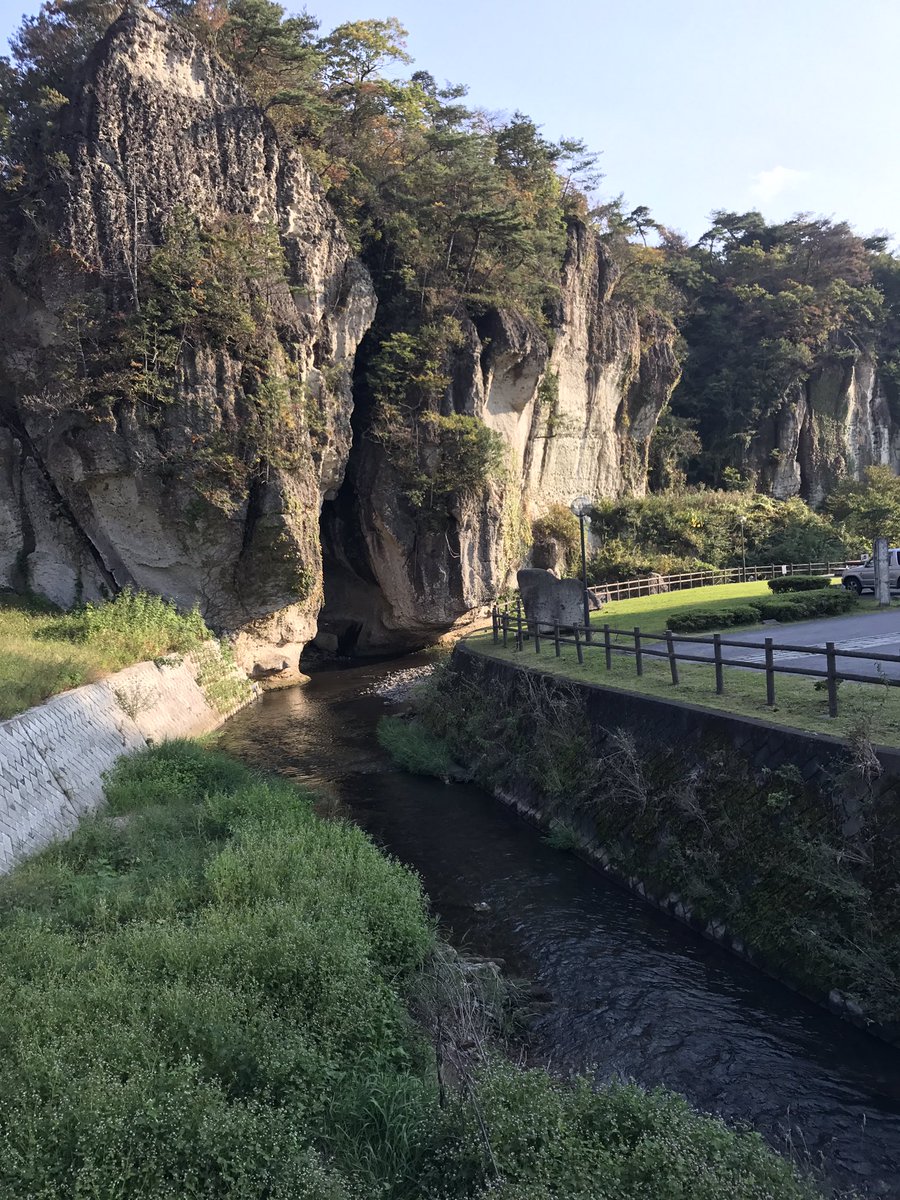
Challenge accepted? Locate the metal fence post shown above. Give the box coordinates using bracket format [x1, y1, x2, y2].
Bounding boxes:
[713, 633, 724, 694]
[603, 623, 612, 670]
[634, 627, 642, 676]
[765, 637, 775, 706]
[826, 642, 838, 718]
[665, 631, 679, 685]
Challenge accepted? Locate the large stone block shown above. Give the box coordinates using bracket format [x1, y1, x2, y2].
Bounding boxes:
[517, 568, 586, 628]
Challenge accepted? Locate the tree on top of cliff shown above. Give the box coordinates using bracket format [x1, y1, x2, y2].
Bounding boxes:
[665, 211, 893, 485]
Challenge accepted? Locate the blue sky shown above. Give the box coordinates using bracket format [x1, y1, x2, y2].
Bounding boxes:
[2, 0, 898, 242]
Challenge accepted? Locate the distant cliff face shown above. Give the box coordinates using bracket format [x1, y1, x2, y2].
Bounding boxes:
[318, 224, 682, 654]
[751, 338, 900, 504]
[0, 6, 375, 682]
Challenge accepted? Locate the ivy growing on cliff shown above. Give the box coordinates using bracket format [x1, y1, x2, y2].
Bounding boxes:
[368, 319, 506, 516]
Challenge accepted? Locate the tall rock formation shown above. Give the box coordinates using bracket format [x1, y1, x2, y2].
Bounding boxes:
[0, 6, 375, 682]
[752, 338, 900, 504]
[318, 225, 681, 654]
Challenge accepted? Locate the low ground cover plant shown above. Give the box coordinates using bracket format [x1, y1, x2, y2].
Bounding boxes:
[0, 741, 824, 1199]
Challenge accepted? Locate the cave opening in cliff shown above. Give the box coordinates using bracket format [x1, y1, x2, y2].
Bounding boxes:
[314, 329, 386, 661]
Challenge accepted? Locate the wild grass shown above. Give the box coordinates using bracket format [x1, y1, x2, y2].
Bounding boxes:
[0, 590, 211, 718]
[0, 741, 826, 1199]
[378, 715, 453, 778]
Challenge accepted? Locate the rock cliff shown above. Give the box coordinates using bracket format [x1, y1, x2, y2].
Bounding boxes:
[0, 5, 375, 682]
[751, 338, 900, 504]
[318, 224, 682, 654]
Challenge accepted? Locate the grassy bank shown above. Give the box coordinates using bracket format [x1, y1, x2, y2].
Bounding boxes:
[483, 584, 898, 744]
[0, 590, 215, 719]
[0, 742, 824, 1199]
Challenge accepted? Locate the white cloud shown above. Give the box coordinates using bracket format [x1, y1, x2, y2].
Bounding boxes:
[750, 165, 809, 203]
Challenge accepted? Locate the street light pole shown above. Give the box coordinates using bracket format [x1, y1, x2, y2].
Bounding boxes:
[571, 495, 592, 643]
[579, 511, 591, 642]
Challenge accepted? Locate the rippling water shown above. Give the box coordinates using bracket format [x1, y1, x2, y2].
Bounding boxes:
[219, 655, 900, 1196]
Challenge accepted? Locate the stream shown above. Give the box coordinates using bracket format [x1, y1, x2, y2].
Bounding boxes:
[218, 654, 900, 1196]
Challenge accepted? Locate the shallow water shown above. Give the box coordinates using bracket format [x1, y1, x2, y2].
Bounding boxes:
[220, 655, 900, 1195]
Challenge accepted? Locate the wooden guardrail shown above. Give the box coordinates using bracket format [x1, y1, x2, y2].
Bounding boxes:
[488, 603, 899, 719]
[588, 561, 855, 603]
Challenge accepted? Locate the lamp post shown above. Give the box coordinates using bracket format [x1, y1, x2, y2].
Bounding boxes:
[739, 517, 747, 582]
[571, 495, 592, 642]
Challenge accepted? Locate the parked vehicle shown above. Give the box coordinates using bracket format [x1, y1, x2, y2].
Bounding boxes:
[840, 551, 900, 595]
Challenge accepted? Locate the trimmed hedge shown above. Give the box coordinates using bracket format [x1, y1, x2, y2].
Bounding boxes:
[667, 588, 857, 633]
[767, 574, 832, 593]
[667, 604, 762, 633]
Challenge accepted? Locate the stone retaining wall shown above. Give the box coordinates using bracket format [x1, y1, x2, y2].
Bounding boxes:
[0, 649, 256, 874]
[454, 644, 900, 1043]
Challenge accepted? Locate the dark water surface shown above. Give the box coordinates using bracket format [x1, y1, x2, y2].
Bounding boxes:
[219, 655, 900, 1196]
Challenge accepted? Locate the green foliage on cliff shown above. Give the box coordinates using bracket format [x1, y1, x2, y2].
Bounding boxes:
[531, 504, 581, 573]
[0, 739, 825, 1199]
[56, 209, 275, 410]
[370, 319, 506, 513]
[661, 212, 896, 484]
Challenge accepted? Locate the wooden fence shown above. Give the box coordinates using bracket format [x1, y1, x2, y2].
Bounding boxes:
[489, 603, 900, 719]
[589, 561, 855, 604]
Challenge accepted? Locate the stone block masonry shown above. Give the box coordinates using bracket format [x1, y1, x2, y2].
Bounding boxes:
[0, 648, 256, 875]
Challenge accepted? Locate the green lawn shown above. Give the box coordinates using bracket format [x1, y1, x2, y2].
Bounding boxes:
[478, 583, 900, 745]
[588, 579, 877, 636]
[590, 580, 771, 634]
[0, 591, 210, 719]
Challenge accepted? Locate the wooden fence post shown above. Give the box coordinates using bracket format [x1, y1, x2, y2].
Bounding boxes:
[665, 631, 679, 685]
[492, 605, 499, 644]
[534, 620, 541, 654]
[765, 637, 775, 706]
[634, 627, 642, 676]
[826, 642, 838, 718]
[516, 599, 523, 652]
[713, 633, 723, 694]
[502, 610, 508, 649]
[604, 624, 612, 670]
[574, 624, 584, 664]
[554, 621, 561, 657]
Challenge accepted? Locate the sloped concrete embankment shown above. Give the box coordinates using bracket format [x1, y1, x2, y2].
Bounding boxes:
[0, 649, 256, 874]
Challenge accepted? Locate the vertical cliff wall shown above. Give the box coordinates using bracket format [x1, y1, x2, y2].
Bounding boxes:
[752, 338, 900, 504]
[0, 6, 375, 682]
[318, 224, 681, 654]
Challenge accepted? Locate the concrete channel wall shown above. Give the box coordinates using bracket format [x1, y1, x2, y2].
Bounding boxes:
[455, 644, 900, 1042]
[0, 650, 256, 875]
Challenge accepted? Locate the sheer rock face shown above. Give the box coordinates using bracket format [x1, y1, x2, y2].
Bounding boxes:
[0, 6, 375, 682]
[752, 339, 900, 504]
[319, 225, 682, 654]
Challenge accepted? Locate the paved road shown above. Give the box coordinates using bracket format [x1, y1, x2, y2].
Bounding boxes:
[676, 609, 900, 681]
